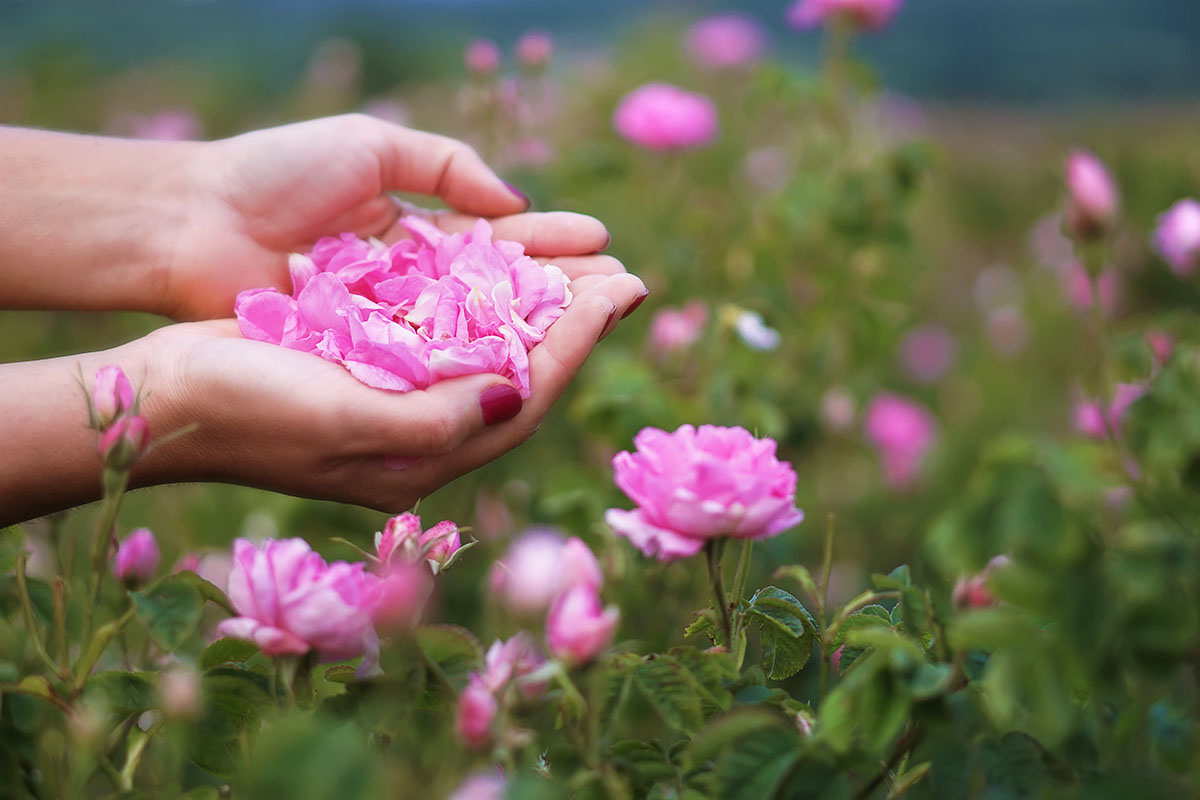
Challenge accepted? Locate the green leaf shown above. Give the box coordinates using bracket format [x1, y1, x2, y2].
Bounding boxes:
[171, 570, 235, 615]
[773, 564, 819, 602]
[746, 586, 819, 679]
[415, 624, 482, 690]
[686, 707, 787, 769]
[323, 665, 358, 685]
[132, 575, 204, 652]
[711, 725, 800, 800]
[872, 565, 911, 590]
[830, 607, 893, 648]
[187, 668, 274, 777]
[630, 654, 711, 735]
[88, 670, 157, 715]
[198, 638, 259, 671]
[683, 610, 717, 640]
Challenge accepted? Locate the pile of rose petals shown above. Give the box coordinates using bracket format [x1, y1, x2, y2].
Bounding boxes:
[235, 216, 571, 397]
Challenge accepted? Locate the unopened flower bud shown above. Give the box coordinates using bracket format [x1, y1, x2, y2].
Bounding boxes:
[1064, 149, 1119, 241]
[419, 520, 461, 573]
[98, 414, 149, 471]
[456, 676, 497, 750]
[90, 365, 135, 430]
[952, 555, 1011, 609]
[515, 31, 553, 70]
[377, 513, 421, 566]
[546, 584, 619, 665]
[112, 528, 160, 584]
[464, 39, 501, 75]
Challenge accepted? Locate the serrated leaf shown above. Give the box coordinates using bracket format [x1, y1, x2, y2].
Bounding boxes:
[747, 586, 819, 679]
[198, 638, 259, 671]
[830, 607, 893, 648]
[88, 670, 157, 714]
[684, 610, 717, 640]
[132, 576, 204, 652]
[415, 624, 482, 689]
[686, 707, 786, 768]
[712, 725, 800, 800]
[187, 668, 273, 776]
[630, 655, 710, 735]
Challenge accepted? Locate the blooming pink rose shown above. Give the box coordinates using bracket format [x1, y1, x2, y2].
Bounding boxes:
[952, 555, 1011, 610]
[899, 325, 957, 384]
[1064, 149, 1119, 239]
[1152, 198, 1200, 276]
[863, 394, 936, 490]
[448, 771, 506, 800]
[368, 560, 431, 634]
[483, 632, 546, 698]
[515, 31, 553, 70]
[648, 301, 707, 355]
[91, 365, 135, 430]
[217, 538, 378, 660]
[1074, 383, 1146, 440]
[613, 83, 718, 152]
[787, 0, 903, 32]
[546, 584, 619, 665]
[456, 675, 497, 750]
[685, 13, 766, 69]
[489, 531, 604, 615]
[98, 414, 149, 471]
[464, 39, 501, 74]
[605, 425, 805, 562]
[112, 528, 160, 584]
[235, 217, 570, 398]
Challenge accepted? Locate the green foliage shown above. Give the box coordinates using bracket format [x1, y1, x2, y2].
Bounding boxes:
[746, 587, 820, 680]
[131, 575, 204, 652]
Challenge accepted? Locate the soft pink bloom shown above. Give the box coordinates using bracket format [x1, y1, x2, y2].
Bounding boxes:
[863, 394, 936, 490]
[546, 584, 619, 665]
[368, 560, 431, 634]
[648, 301, 707, 354]
[112, 528, 160, 583]
[448, 771, 506, 800]
[483, 632, 546, 698]
[515, 31, 553, 70]
[217, 538, 378, 660]
[489, 531, 603, 615]
[131, 109, 202, 141]
[91, 365, 135, 430]
[986, 306, 1030, 356]
[1073, 382, 1146, 440]
[787, 0, 902, 32]
[605, 425, 805, 562]
[1060, 262, 1118, 317]
[420, 520, 462, 573]
[820, 387, 857, 432]
[952, 555, 1011, 610]
[376, 512, 422, 567]
[1152, 198, 1200, 276]
[899, 325, 957, 383]
[685, 13, 766, 69]
[172, 552, 203, 574]
[1146, 330, 1174, 367]
[456, 675, 497, 750]
[465, 39, 501, 74]
[613, 83, 718, 152]
[98, 414, 149, 470]
[1064, 149, 1119, 239]
[235, 217, 571, 398]
[159, 666, 201, 719]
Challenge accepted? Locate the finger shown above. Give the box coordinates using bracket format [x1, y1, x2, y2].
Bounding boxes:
[319, 194, 400, 240]
[346, 372, 524, 458]
[369, 121, 529, 216]
[539, 254, 627, 282]
[433, 211, 610, 256]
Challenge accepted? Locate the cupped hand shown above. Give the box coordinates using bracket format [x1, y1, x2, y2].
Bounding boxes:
[136, 269, 647, 511]
[165, 114, 614, 320]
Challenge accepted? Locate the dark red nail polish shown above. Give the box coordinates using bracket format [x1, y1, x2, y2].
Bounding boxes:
[621, 291, 649, 319]
[503, 180, 531, 208]
[480, 384, 522, 425]
[600, 306, 618, 339]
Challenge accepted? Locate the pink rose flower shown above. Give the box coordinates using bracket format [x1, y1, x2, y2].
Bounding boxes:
[456, 675, 498, 750]
[863, 394, 936, 490]
[112, 528, 160, 584]
[605, 425, 805, 562]
[685, 13, 766, 69]
[376, 512, 422, 567]
[1073, 383, 1146, 440]
[420, 520, 461, 572]
[1146, 330, 1174, 367]
[91, 365, 135, 430]
[448, 771, 506, 800]
[952, 555, 1011, 610]
[787, 0, 903, 32]
[899, 325, 957, 384]
[217, 538, 378, 660]
[515, 31, 553, 70]
[648, 301, 707, 354]
[546, 584, 619, 665]
[613, 83, 718, 152]
[1064, 149, 1119, 239]
[98, 414, 150, 471]
[235, 217, 570, 398]
[464, 39, 501, 75]
[483, 632, 546, 698]
[489, 531, 604, 615]
[1153, 198, 1200, 276]
[368, 560, 431, 634]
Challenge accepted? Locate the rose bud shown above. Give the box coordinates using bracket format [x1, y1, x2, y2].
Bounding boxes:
[483, 632, 547, 699]
[456, 675, 498, 750]
[546, 584, 619, 666]
[489, 531, 604, 615]
[419, 520, 461, 573]
[376, 513, 422, 567]
[952, 555, 1011, 609]
[90, 365, 135, 430]
[464, 39, 501, 75]
[515, 31, 553, 71]
[1152, 198, 1200, 276]
[1063, 149, 1119, 240]
[112, 528, 161, 584]
[98, 414, 150, 471]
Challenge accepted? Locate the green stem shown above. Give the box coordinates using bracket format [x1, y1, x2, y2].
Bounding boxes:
[52, 577, 69, 678]
[729, 540, 754, 636]
[119, 718, 164, 791]
[705, 540, 733, 649]
[84, 470, 131, 641]
[73, 606, 136, 691]
[15, 553, 60, 677]
[819, 514, 836, 621]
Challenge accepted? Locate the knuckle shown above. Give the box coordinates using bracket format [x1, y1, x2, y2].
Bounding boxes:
[417, 410, 462, 454]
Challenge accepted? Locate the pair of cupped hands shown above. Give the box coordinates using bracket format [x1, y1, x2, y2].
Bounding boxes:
[116, 114, 646, 512]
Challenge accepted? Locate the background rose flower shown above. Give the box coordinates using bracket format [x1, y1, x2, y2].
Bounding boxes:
[455, 675, 497, 750]
[648, 301, 707, 354]
[684, 13, 766, 69]
[488, 530, 603, 614]
[546, 584, 619, 665]
[1064, 149, 1119, 239]
[515, 31, 553, 70]
[863, 394, 936, 490]
[899, 324, 957, 383]
[605, 425, 805, 562]
[482, 632, 546, 698]
[1153, 198, 1200, 275]
[464, 39, 500, 75]
[613, 83, 718, 151]
[112, 528, 160, 583]
[217, 538, 377, 660]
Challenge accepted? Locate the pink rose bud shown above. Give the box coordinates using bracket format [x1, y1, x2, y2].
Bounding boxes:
[1074, 383, 1146, 440]
[605, 425, 804, 562]
[448, 771, 506, 800]
[899, 325, 957, 384]
[159, 666, 201, 719]
[464, 39, 501, 75]
[1146, 330, 1174, 367]
[91, 365, 135, 430]
[419, 520, 461, 573]
[172, 552, 203, 574]
[613, 83, 719, 152]
[217, 538, 378, 660]
[98, 414, 150, 471]
[368, 560, 431, 634]
[1064, 149, 1119, 240]
[863, 394, 937, 491]
[515, 31, 553, 70]
[456, 675, 498, 750]
[787, 0, 903, 32]
[483, 632, 547, 698]
[648, 302, 707, 355]
[1152, 198, 1200, 276]
[685, 13, 766, 69]
[112, 528, 160, 584]
[489, 531, 604, 614]
[546, 584, 620, 665]
[952, 555, 1011, 610]
[377, 513, 422, 567]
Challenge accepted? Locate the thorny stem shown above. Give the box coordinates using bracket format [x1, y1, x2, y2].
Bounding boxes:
[729, 540, 754, 644]
[705, 540, 733, 649]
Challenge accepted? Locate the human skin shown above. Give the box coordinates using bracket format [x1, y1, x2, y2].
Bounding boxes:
[0, 115, 647, 525]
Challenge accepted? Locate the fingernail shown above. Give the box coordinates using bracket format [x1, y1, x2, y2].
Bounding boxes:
[480, 384, 523, 425]
[502, 180, 531, 208]
[601, 232, 612, 251]
[600, 306, 618, 340]
[621, 290, 650, 319]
